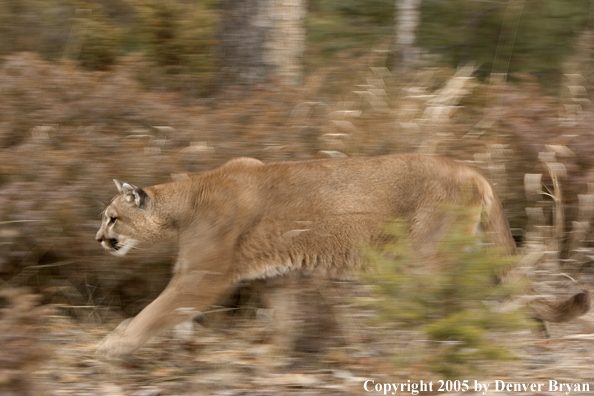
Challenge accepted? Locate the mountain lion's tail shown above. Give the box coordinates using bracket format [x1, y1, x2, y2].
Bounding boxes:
[474, 173, 591, 323]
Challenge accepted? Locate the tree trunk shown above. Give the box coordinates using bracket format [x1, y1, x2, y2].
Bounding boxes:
[394, 0, 422, 71]
[218, 0, 306, 87]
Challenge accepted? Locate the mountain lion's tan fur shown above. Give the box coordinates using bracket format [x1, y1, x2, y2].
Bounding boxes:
[95, 153, 590, 356]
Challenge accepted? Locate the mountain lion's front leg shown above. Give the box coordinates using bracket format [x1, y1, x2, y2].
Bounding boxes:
[97, 269, 236, 357]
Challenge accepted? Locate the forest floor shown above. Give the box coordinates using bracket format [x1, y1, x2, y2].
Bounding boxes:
[15, 293, 594, 396]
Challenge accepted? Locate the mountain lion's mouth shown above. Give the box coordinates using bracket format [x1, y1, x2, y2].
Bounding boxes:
[102, 238, 119, 251]
[101, 237, 138, 257]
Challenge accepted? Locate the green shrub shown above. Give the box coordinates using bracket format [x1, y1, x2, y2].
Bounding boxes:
[76, 9, 123, 71]
[129, 0, 219, 94]
[362, 212, 531, 377]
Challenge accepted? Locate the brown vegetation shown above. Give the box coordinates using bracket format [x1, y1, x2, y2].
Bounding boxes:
[1, 52, 594, 394]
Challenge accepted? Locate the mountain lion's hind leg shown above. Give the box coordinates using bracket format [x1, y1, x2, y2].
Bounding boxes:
[97, 270, 236, 357]
[408, 208, 452, 270]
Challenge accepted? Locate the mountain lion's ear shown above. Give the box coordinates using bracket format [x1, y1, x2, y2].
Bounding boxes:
[131, 187, 148, 208]
[113, 179, 125, 194]
[113, 179, 148, 208]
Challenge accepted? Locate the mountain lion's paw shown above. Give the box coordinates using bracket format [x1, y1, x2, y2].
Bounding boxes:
[96, 319, 140, 358]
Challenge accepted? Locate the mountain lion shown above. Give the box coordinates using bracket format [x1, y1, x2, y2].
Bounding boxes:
[95, 153, 590, 357]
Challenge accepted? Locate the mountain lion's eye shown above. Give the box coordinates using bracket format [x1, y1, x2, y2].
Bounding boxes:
[109, 216, 117, 224]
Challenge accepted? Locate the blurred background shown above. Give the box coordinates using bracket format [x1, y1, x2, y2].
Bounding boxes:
[1, 0, 594, 394]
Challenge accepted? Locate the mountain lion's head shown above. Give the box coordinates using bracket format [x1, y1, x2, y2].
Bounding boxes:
[96, 180, 150, 257]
